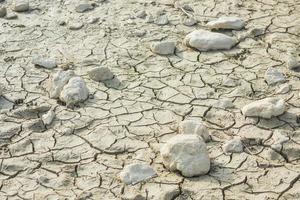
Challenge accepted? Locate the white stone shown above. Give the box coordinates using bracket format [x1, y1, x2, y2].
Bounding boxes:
[150, 41, 176, 55]
[207, 17, 245, 30]
[184, 30, 237, 51]
[264, 67, 286, 85]
[160, 134, 210, 177]
[42, 109, 55, 125]
[48, 70, 75, 99]
[178, 120, 210, 142]
[75, 3, 94, 13]
[222, 137, 243, 153]
[13, 1, 29, 12]
[88, 67, 114, 82]
[59, 77, 89, 106]
[119, 163, 156, 185]
[32, 57, 57, 69]
[69, 22, 84, 30]
[242, 98, 286, 119]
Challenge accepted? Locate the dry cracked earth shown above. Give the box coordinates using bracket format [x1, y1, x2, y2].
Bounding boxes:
[0, 0, 300, 199]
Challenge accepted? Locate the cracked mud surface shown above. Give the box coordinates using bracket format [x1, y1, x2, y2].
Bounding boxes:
[1, 0, 300, 199]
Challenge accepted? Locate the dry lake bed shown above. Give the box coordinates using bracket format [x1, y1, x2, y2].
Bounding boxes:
[0, 0, 300, 199]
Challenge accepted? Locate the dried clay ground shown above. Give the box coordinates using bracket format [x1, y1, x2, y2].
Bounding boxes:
[0, 0, 300, 199]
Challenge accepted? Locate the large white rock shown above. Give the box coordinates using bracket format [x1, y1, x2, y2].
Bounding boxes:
[150, 41, 176, 55]
[242, 98, 286, 119]
[207, 17, 245, 30]
[48, 70, 75, 99]
[222, 137, 243, 153]
[88, 67, 114, 82]
[119, 163, 156, 185]
[59, 77, 89, 106]
[178, 120, 210, 142]
[184, 30, 237, 51]
[160, 134, 210, 177]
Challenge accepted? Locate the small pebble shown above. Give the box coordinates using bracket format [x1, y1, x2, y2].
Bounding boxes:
[150, 41, 176, 55]
[68, 22, 84, 30]
[32, 57, 57, 69]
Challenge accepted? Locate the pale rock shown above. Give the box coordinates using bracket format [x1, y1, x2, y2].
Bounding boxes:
[207, 16, 245, 30]
[5, 12, 18, 20]
[160, 134, 210, 177]
[48, 70, 75, 99]
[69, 22, 84, 30]
[119, 163, 156, 185]
[264, 67, 285, 85]
[42, 109, 55, 126]
[13, 1, 29, 12]
[75, 3, 94, 13]
[88, 67, 114, 82]
[0, 7, 6, 18]
[184, 30, 237, 51]
[59, 77, 89, 106]
[276, 83, 291, 94]
[242, 98, 286, 119]
[32, 57, 57, 69]
[178, 120, 210, 142]
[87, 16, 99, 24]
[222, 137, 243, 153]
[150, 41, 176, 55]
[155, 15, 168, 25]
